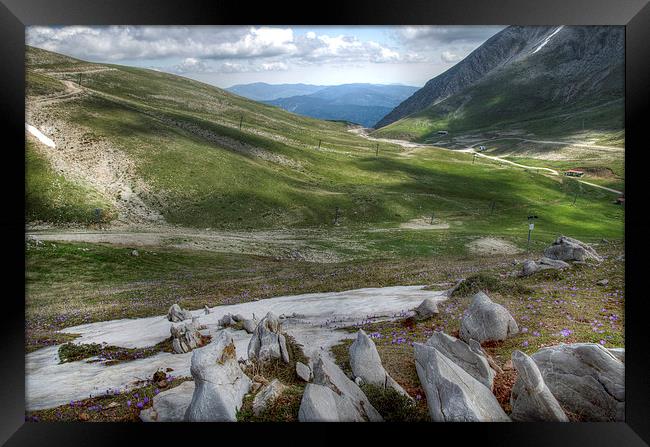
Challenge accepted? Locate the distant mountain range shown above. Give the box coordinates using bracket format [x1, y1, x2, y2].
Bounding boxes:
[374, 25, 624, 142]
[226, 83, 326, 101]
[227, 83, 419, 128]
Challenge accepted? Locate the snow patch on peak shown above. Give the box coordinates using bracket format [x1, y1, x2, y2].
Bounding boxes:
[532, 26, 565, 54]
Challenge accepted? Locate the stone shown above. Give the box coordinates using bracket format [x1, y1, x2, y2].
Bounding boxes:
[241, 318, 257, 334]
[459, 291, 518, 343]
[543, 236, 602, 263]
[184, 331, 252, 422]
[607, 348, 624, 363]
[247, 312, 290, 364]
[521, 258, 570, 276]
[531, 343, 624, 421]
[298, 384, 346, 422]
[252, 379, 286, 416]
[354, 377, 364, 386]
[510, 350, 568, 421]
[424, 332, 495, 390]
[414, 343, 510, 422]
[131, 249, 139, 257]
[414, 298, 439, 319]
[597, 279, 609, 286]
[170, 318, 203, 354]
[299, 354, 383, 422]
[218, 314, 235, 327]
[204, 305, 211, 315]
[232, 314, 245, 323]
[296, 361, 312, 382]
[140, 381, 196, 422]
[349, 329, 410, 397]
[167, 303, 193, 322]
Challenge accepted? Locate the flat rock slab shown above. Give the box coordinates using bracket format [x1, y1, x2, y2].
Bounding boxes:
[140, 381, 195, 422]
[27, 285, 446, 411]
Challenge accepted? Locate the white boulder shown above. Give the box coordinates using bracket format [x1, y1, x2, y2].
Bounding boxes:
[510, 350, 568, 421]
[247, 311, 289, 363]
[349, 329, 410, 397]
[167, 303, 193, 322]
[414, 342, 510, 422]
[424, 332, 495, 390]
[184, 331, 252, 422]
[459, 291, 518, 343]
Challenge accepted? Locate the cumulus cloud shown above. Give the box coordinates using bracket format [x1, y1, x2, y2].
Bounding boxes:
[27, 25, 430, 74]
[440, 50, 462, 63]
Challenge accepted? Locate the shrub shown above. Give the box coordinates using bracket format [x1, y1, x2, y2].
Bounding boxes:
[361, 384, 429, 422]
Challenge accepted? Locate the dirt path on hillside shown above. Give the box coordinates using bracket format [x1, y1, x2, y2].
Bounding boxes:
[26, 78, 166, 225]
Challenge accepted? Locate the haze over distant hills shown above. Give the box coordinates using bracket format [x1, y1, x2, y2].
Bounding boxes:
[226, 83, 326, 101]
[374, 25, 624, 144]
[245, 83, 419, 128]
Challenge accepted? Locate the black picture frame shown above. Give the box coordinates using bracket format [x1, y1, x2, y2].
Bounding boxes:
[1, 0, 648, 445]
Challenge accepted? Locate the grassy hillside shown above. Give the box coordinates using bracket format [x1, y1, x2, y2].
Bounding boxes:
[26, 139, 115, 225]
[26, 46, 623, 243]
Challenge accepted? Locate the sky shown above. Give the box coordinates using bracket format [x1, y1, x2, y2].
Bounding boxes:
[26, 25, 506, 88]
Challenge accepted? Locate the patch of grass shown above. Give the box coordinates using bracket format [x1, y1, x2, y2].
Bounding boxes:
[334, 241, 624, 412]
[361, 384, 429, 422]
[25, 375, 191, 422]
[451, 272, 532, 297]
[58, 338, 173, 365]
[242, 334, 308, 386]
[26, 140, 115, 225]
[237, 385, 304, 422]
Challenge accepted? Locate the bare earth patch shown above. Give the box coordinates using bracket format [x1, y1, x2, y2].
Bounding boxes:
[467, 237, 521, 255]
[399, 217, 450, 230]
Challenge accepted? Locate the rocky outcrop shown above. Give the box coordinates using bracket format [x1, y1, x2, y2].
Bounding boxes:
[414, 298, 439, 319]
[140, 381, 195, 422]
[247, 312, 290, 363]
[607, 347, 624, 363]
[167, 303, 193, 322]
[241, 318, 257, 334]
[424, 332, 495, 390]
[184, 331, 252, 422]
[531, 343, 624, 421]
[544, 236, 602, 263]
[510, 350, 568, 421]
[349, 330, 410, 397]
[170, 318, 204, 354]
[459, 291, 518, 343]
[252, 379, 286, 416]
[298, 354, 383, 422]
[414, 343, 510, 422]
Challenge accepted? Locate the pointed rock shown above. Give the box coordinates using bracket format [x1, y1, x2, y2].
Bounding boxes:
[296, 361, 312, 382]
[299, 354, 383, 422]
[349, 329, 410, 397]
[414, 342, 510, 422]
[424, 332, 495, 389]
[247, 311, 290, 363]
[184, 331, 251, 421]
[510, 350, 568, 421]
[170, 318, 203, 354]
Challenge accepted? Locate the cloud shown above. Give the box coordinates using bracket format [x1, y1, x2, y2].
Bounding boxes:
[172, 57, 210, 73]
[27, 25, 429, 72]
[397, 25, 505, 46]
[26, 26, 298, 61]
[440, 50, 462, 63]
